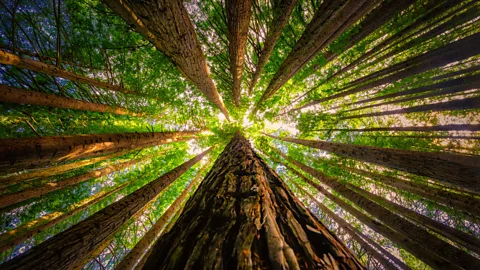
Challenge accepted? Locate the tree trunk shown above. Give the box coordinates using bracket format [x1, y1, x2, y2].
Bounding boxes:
[248, 0, 298, 94]
[115, 163, 208, 270]
[0, 157, 144, 208]
[292, 182, 407, 270]
[0, 84, 141, 116]
[0, 181, 129, 253]
[101, 0, 230, 119]
[0, 130, 197, 173]
[0, 50, 135, 95]
[0, 147, 212, 270]
[270, 147, 479, 269]
[0, 151, 132, 188]
[308, 124, 480, 132]
[265, 134, 480, 193]
[226, 0, 252, 106]
[341, 96, 480, 120]
[142, 133, 363, 269]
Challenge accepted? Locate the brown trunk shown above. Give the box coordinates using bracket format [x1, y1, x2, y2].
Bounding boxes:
[255, 0, 376, 110]
[0, 181, 129, 253]
[270, 147, 479, 269]
[142, 133, 363, 269]
[265, 134, 480, 193]
[341, 96, 480, 120]
[292, 182, 407, 270]
[0, 151, 132, 188]
[0, 50, 135, 95]
[0, 84, 141, 116]
[0, 147, 212, 270]
[226, 0, 252, 106]
[248, 0, 298, 94]
[115, 163, 208, 270]
[0, 157, 143, 208]
[100, 0, 230, 119]
[0, 130, 197, 173]
[308, 124, 480, 132]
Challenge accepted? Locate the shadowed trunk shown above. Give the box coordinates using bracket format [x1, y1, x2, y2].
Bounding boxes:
[0, 147, 212, 270]
[265, 133, 480, 193]
[226, 0, 252, 106]
[308, 124, 480, 132]
[0, 130, 197, 173]
[142, 133, 363, 269]
[101, 0, 230, 119]
[0, 84, 141, 116]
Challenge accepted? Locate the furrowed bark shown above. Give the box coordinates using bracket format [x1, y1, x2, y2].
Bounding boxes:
[100, 0, 230, 119]
[226, 0, 253, 106]
[271, 147, 479, 269]
[0, 181, 128, 253]
[115, 163, 208, 270]
[264, 133, 480, 193]
[143, 133, 363, 269]
[0, 50, 135, 95]
[0, 147, 212, 270]
[0, 157, 143, 208]
[308, 124, 480, 132]
[0, 130, 197, 173]
[340, 96, 480, 120]
[0, 84, 141, 116]
[248, 0, 298, 94]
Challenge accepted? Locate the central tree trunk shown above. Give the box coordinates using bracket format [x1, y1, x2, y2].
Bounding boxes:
[143, 133, 363, 269]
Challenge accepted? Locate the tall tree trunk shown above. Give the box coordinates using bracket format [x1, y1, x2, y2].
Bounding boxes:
[265, 134, 480, 193]
[0, 181, 129, 253]
[340, 96, 480, 120]
[255, 0, 376, 111]
[248, 0, 298, 94]
[0, 157, 146, 208]
[291, 181, 407, 270]
[0, 50, 135, 95]
[0, 84, 141, 116]
[142, 133, 363, 269]
[308, 124, 480, 132]
[0, 150, 133, 188]
[226, 0, 252, 106]
[0, 130, 197, 173]
[270, 147, 480, 269]
[0, 147, 212, 270]
[101, 0, 230, 119]
[115, 163, 208, 270]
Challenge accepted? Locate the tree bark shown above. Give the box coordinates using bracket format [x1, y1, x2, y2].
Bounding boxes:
[248, 0, 298, 94]
[0, 147, 212, 270]
[0, 50, 135, 95]
[142, 133, 363, 269]
[265, 133, 480, 193]
[0, 84, 141, 116]
[0, 181, 129, 253]
[115, 163, 208, 270]
[226, 0, 252, 106]
[270, 147, 479, 269]
[308, 124, 480, 132]
[101, 0, 230, 119]
[0, 130, 197, 173]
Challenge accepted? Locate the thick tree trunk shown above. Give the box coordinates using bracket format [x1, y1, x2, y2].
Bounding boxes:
[270, 147, 480, 269]
[0, 157, 143, 208]
[0, 50, 135, 95]
[115, 163, 208, 270]
[0, 181, 128, 253]
[142, 133, 363, 269]
[0, 151, 132, 188]
[265, 134, 480, 193]
[0, 84, 140, 116]
[101, 0, 230, 119]
[292, 182, 407, 270]
[308, 124, 480, 132]
[0, 147, 212, 270]
[0, 130, 197, 173]
[341, 96, 480, 120]
[248, 0, 298, 94]
[226, 0, 252, 106]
